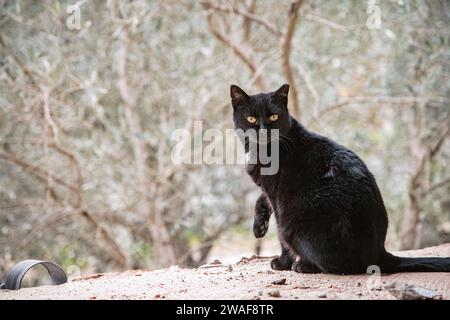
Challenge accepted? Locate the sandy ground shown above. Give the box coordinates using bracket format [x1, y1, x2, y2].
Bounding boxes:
[1, 244, 449, 300]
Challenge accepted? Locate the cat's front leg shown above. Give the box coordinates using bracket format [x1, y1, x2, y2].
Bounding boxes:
[253, 193, 272, 238]
[292, 259, 322, 274]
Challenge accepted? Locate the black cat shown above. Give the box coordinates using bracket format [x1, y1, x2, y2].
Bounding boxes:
[231, 84, 450, 274]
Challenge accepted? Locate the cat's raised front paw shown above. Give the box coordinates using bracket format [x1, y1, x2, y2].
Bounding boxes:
[253, 217, 269, 238]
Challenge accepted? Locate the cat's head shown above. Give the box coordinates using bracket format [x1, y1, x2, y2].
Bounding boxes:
[230, 84, 291, 142]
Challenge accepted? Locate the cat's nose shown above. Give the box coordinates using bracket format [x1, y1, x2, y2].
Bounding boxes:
[259, 123, 269, 141]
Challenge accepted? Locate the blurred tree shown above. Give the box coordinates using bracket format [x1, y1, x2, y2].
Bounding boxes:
[0, 0, 448, 274]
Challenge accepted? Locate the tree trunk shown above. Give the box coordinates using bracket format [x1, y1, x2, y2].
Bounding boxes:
[400, 185, 423, 250]
[399, 101, 428, 250]
[116, 26, 176, 267]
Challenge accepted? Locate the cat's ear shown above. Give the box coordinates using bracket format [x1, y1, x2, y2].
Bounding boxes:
[230, 85, 249, 107]
[272, 84, 289, 107]
[274, 84, 289, 98]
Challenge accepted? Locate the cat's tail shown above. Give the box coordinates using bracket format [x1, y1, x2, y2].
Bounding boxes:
[379, 251, 450, 273]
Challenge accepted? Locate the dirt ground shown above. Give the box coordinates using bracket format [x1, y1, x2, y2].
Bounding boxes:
[1, 244, 449, 300]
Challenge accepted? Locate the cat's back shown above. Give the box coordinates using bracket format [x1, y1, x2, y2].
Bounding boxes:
[299, 128, 371, 179]
[283, 127, 382, 211]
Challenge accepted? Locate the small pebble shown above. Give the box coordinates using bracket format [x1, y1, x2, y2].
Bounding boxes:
[272, 278, 287, 285]
[268, 290, 281, 298]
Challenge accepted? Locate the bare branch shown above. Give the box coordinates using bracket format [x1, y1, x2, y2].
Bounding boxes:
[201, 0, 281, 37]
[247, 50, 281, 89]
[429, 117, 450, 159]
[304, 13, 348, 31]
[0, 33, 41, 88]
[49, 142, 83, 207]
[242, 0, 257, 40]
[313, 96, 449, 122]
[116, 25, 177, 267]
[178, 211, 246, 266]
[0, 150, 79, 193]
[400, 107, 448, 249]
[206, 13, 268, 91]
[424, 176, 450, 196]
[282, 0, 304, 119]
[80, 209, 131, 268]
[0, 149, 131, 268]
[297, 63, 320, 114]
[41, 87, 59, 141]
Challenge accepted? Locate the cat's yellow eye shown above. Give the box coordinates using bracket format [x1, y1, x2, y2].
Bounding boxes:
[247, 116, 257, 124]
[269, 114, 279, 122]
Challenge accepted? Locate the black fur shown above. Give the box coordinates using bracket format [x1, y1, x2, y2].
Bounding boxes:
[231, 84, 450, 274]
